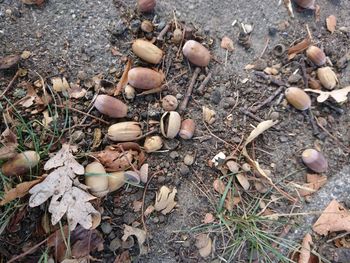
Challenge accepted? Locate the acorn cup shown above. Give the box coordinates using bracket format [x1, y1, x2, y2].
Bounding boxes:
[302, 149, 328, 173]
[2, 151, 40, 177]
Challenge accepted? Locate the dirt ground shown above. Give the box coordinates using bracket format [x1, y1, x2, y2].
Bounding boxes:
[1, 0, 350, 262]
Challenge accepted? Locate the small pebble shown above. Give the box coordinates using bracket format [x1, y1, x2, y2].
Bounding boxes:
[101, 222, 113, 234]
[130, 19, 141, 34]
[176, 93, 183, 99]
[269, 111, 280, 120]
[179, 163, 190, 176]
[123, 212, 137, 225]
[183, 240, 191, 248]
[157, 176, 166, 184]
[184, 154, 195, 166]
[170, 151, 179, 159]
[210, 90, 221, 105]
[109, 232, 116, 240]
[242, 163, 251, 172]
[153, 217, 160, 223]
[109, 238, 121, 252]
[288, 74, 302, 84]
[268, 26, 278, 37]
[254, 59, 267, 71]
[158, 215, 166, 223]
[279, 136, 288, 143]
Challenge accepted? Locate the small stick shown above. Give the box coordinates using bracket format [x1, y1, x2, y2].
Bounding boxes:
[322, 101, 344, 114]
[0, 70, 20, 98]
[178, 67, 201, 113]
[240, 108, 265, 122]
[197, 72, 212, 95]
[305, 109, 320, 136]
[203, 120, 236, 148]
[8, 238, 48, 263]
[259, 37, 270, 58]
[300, 58, 308, 89]
[54, 104, 109, 125]
[157, 23, 170, 41]
[254, 71, 288, 87]
[250, 86, 284, 113]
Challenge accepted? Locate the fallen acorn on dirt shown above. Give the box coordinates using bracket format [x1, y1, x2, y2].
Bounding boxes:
[317, 67, 338, 90]
[128, 67, 164, 90]
[144, 135, 163, 153]
[161, 95, 178, 111]
[94, 95, 128, 118]
[108, 122, 142, 141]
[108, 171, 125, 192]
[284, 87, 311, 110]
[132, 39, 163, 64]
[85, 162, 109, 197]
[141, 20, 154, 33]
[293, 0, 315, 9]
[302, 149, 328, 173]
[1, 151, 40, 177]
[182, 40, 211, 67]
[306, 46, 326, 66]
[179, 119, 196, 139]
[160, 111, 181, 139]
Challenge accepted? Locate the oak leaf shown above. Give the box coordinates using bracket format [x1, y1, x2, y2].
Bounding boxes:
[154, 186, 177, 215]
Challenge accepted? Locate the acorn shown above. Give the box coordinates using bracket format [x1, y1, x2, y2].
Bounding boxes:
[162, 95, 178, 111]
[141, 20, 154, 33]
[137, 0, 156, 13]
[85, 162, 109, 197]
[317, 67, 338, 90]
[2, 151, 40, 177]
[306, 46, 326, 66]
[285, 87, 311, 110]
[182, 40, 211, 67]
[293, 0, 315, 9]
[302, 149, 328, 173]
[128, 67, 164, 90]
[108, 122, 142, 141]
[160, 111, 181, 139]
[132, 39, 163, 64]
[179, 119, 195, 140]
[94, 95, 128, 118]
[144, 136, 163, 153]
[108, 171, 125, 192]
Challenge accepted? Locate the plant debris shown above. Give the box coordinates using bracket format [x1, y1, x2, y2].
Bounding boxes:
[305, 86, 350, 103]
[29, 144, 100, 230]
[122, 225, 148, 255]
[195, 234, 212, 258]
[154, 185, 177, 215]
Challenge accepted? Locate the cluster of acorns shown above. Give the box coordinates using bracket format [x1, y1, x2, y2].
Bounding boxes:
[86, 0, 211, 196]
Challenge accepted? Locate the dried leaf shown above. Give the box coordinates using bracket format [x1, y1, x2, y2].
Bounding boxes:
[91, 128, 102, 150]
[154, 186, 177, 215]
[122, 225, 147, 255]
[133, 200, 142, 212]
[236, 173, 250, 190]
[114, 59, 132, 96]
[297, 174, 327, 196]
[242, 120, 278, 184]
[288, 37, 312, 60]
[52, 77, 70, 92]
[42, 110, 56, 128]
[0, 128, 18, 160]
[69, 85, 87, 99]
[305, 86, 350, 103]
[29, 144, 100, 230]
[203, 106, 216, 124]
[326, 15, 337, 33]
[19, 83, 39, 108]
[195, 234, 212, 258]
[0, 177, 43, 206]
[313, 199, 350, 235]
[92, 143, 145, 172]
[221, 36, 234, 51]
[298, 233, 313, 263]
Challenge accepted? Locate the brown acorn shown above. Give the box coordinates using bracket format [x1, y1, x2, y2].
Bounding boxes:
[285, 87, 311, 111]
[162, 95, 178, 111]
[132, 39, 163, 64]
[137, 0, 156, 13]
[179, 119, 195, 140]
[94, 95, 128, 118]
[182, 40, 211, 67]
[306, 46, 326, 66]
[141, 20, 154, 33]
[317, 67, 338, 90]
[302, 149, 328, 173]
[2, 151, 40, 177]
[308, 78, 322, 90]
[108, 122, 142, 141]
[85, 162, 109, 197]
[128, 67, 164, 90]
[293, 0, 315, 9]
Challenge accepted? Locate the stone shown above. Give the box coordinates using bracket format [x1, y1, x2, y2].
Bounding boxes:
[179, 163, 190, 176]
[101, 222, 113, 234]
[210, 90, 221, 104]
[288, 74, 302, 84]
[109, 238, 121, 252]
[170, 151, 179, 159]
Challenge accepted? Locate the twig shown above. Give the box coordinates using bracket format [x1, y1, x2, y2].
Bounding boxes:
[157, 23, 170, 41]
[227, 91, 240, 116]
[141, 170, 163, 234]
[250, 86, 284, 113]
[178, 67, 201, 114]
[54, 104, 109, 124]
[305, 109, 320, 136]
[322, 101, 344, 114]
[0, 70, 20, 98]
[300, 58, 308, 89]
[240, 108, 265, 122]
[254, 71, 288, 87]
[118, 145, 138, 172]
[259, 37, 270, 58]
[326, 231, 350, 243]
[135, 129, 158, 140]
[197, 72, 212, 95]
[8, 238, 48, 263]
